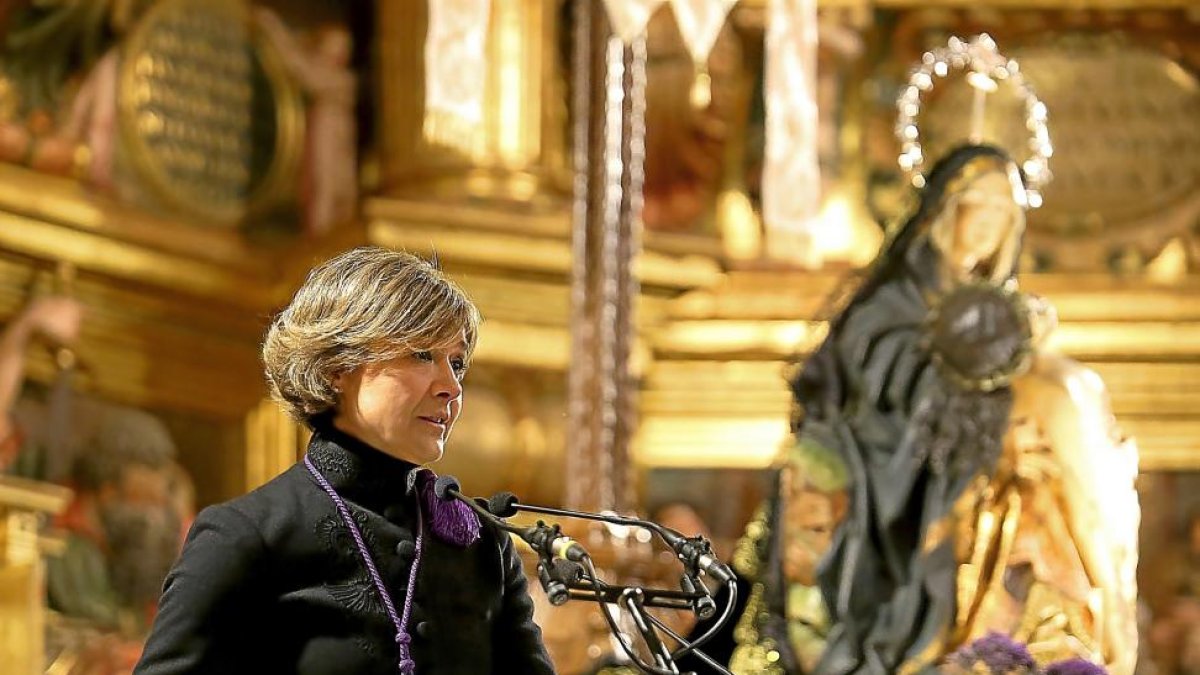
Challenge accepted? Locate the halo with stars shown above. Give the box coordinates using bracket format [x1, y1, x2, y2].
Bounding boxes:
[894, 33, 1054, 208]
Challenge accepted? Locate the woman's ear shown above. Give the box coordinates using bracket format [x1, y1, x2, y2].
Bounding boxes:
[332, 371, 345, 395]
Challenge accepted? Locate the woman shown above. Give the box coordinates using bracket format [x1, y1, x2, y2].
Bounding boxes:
[135, 247, 555, 674]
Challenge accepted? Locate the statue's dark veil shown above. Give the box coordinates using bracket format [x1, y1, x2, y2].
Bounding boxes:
[789, 143, 1024, 674]
[792, 143, 1021, 426]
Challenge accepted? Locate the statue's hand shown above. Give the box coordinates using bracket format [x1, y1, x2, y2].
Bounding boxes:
[1024, 293, 1058, 346]
[18, 296, 84, 346]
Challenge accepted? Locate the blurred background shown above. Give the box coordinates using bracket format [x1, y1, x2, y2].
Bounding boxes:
[0, 0, 1196, 673]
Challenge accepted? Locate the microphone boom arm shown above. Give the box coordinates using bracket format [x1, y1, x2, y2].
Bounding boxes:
[441, 483, 736, 675]
[508, 502, 734, 584]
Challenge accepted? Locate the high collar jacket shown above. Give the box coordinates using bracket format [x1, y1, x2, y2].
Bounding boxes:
[134, 421, 555, 674]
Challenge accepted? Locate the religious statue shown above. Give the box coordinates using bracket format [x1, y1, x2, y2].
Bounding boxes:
[1, 295, 194, 673]
[49, 47, 119, 189]
[0, 46, 121, 189]
[254, 8, 358, 236]
[0, 1, 138, 184]
[721, 36, 1138, 675]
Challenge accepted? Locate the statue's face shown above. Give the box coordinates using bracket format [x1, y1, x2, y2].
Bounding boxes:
[781, 464, 847, 585]
[942, 170, 1024, 284]
[319, 28, 353, 65]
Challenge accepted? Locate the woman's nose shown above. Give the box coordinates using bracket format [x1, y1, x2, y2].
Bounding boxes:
[435, 362, 463, 399]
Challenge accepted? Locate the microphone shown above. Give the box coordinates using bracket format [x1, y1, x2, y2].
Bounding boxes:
[525, 522, 589, 563]
[508, 498, 737, 586]
[487, 491, 519, 518]
[426, 475, 739, 675]
[435, 476, 590, 563]
[657, 528, 735, 584]
[433, 475, 461, 501]
[538, 558, 584, 606]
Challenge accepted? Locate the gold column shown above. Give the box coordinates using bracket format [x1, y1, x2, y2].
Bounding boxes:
[375, 0, 570, 204]
[244, 398, 308, 491]
[0, 476, 70, 675]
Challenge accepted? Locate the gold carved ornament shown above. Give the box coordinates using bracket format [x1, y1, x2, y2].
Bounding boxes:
[728, 439, 847, 675]
[728, 502, 788, 675]
[922, 35, 1200, 270]
[117, 0, 303, 225]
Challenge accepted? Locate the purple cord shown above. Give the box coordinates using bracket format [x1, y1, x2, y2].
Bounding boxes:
[305, 455, 424, 673]
[396, 508, 424, 672]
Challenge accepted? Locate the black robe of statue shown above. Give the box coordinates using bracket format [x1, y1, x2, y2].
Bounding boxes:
[668, 145, 1014, 675]
[800, 145, 1017, 674]
[134, 418, 556, 675]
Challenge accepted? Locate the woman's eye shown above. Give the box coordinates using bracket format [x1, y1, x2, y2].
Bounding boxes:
[413, 350, 434, 362]
[451, 358, 469, 377]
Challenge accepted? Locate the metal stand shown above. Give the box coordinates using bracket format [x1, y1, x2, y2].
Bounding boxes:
[448, 486, 737, 674]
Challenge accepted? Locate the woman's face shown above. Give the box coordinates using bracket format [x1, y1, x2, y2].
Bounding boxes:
[943, 170, 1023, 283]
[332, 342, 468, 465]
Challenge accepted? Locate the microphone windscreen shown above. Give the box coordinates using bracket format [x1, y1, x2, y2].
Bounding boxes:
[433, 475, 461, 500]
[486, 491, 519, 517]
[658, 526, 687, 547]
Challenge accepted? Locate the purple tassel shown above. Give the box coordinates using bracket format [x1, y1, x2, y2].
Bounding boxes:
[1045, 659, 1108, 675]
[416, 470, 481, 547]
[949, 632, 1037, 673]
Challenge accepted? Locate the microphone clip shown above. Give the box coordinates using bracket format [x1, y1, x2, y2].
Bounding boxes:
[537, 558, 584, 607]
[670, 534, 733, 584]
[679, 574, 717, 621]
[525, 520, 589, 563]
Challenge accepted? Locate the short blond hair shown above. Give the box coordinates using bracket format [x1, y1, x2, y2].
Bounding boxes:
[262, 247, 480, 422]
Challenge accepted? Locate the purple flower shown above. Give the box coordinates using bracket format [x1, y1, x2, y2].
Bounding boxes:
[949, 632, 1038, 673]
[1045, 658, 1107, 675]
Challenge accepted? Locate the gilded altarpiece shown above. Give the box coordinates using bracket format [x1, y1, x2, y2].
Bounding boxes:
[0, 0, 1194, 673]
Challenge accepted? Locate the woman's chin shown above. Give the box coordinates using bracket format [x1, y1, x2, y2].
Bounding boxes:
[411, 445, 445, 466]
[380, 442, 443, 466]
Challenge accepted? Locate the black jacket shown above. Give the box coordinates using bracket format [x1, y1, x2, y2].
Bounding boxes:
[135, 421, 555, 674]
